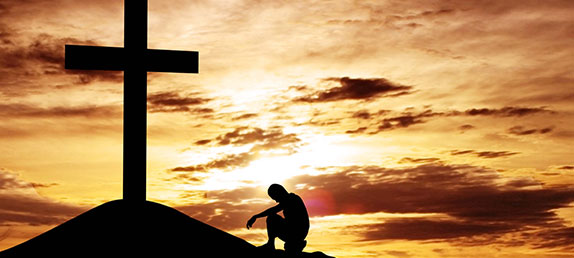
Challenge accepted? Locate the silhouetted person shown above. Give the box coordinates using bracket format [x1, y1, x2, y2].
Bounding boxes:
[246, 184, 310, 254]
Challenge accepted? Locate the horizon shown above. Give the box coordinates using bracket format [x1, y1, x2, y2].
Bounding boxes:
[0, 0, 573, 257]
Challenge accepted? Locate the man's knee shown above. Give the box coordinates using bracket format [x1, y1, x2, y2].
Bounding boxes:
[267, 213, 287, 240]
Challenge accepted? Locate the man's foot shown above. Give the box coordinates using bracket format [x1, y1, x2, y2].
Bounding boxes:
[285, 240, 307, 254]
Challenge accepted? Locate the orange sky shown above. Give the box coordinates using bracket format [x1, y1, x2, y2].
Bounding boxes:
[1, 0, 573, 256]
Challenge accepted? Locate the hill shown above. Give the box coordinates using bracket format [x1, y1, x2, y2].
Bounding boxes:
[0, 200, 334, 257]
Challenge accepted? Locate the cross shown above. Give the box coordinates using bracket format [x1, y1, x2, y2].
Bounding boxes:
[65, 0, 199, 201]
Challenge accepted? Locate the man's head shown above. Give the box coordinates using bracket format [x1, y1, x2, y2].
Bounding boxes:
[268, 184, 289, 202]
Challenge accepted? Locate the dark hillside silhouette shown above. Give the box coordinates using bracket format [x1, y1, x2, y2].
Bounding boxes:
[0, 200, 334, 257]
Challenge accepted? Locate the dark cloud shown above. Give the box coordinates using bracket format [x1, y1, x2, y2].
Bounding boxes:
[398, 157, 441, 164]
[558, 166, 574, 170]
[342, 106, 556, 135]
[351, 110, 371, 120]
[351, 110, 390, 120]
[376, 109, 444, 132]
[170, 127, 301, 174]
[231, 113, 258, 121]
[0, 34, 123, 87]
[345, 109, 444, 134]
[525, 226, 574, 249]
[450, 150, 519, 159]
[281, 164, 574, 246]
[458, 124, 475, 131]
[462, 107, 553, 117]
[296, 118, 340, 128]
[359, 219, 514, 241]
[0, 169, 87, 226]
[194, 139, 212, 145]
[287, 85, 308, 92]
[171, 152, 256, 172]
[507, 126, 554, 136]
[147, 92, 212, 114]
[210, 127, 301, 151]
[345, 127, 368, 134]
[294, 77, 412, 102]
[384, 250, 411, 258]
[0, 103, 121, 119]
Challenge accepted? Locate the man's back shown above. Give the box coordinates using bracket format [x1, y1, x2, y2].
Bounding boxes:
[282, 193, 310, 236]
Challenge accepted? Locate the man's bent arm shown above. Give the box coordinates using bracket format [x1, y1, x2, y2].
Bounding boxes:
[247, 204, 283, 229]
[254, 204, 283, 218]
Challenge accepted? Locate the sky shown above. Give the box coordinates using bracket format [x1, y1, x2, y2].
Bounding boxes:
[0, 0, 573, 256]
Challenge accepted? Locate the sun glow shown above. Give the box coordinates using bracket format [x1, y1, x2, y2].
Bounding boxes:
[172, 134, 370, 192]
[184, 155, 313, 191]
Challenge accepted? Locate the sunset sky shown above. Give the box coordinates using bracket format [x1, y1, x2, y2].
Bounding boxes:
[1, 0, 574, 256]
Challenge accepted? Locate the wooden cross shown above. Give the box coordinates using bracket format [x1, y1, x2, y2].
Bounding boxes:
[65, 0, 199, 201]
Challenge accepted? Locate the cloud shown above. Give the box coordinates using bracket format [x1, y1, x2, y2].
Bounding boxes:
[194, 139, 212, 145]
[327, 7, 457, 30]
[345, 127, 368, 134]
[359, 218, 514, 241]
[351, 110, 390, 120]
[345, 109, 444, 134]
[209, 127, 301, 150]
[0, 170, 32, 190]
[377, 109, 443, 132]
[507, 126, 553, 136]
[0, 103, 121, 119]
[0, 169, 87, 226]
[558, 166, 574, 170]
[0, 103, 123, 139]
[279, 164, 574, 246]
[458, 124, 475, 132]
[231, 113, 258, 121]
[384, 250, 411, 258]
[171, 152, 256, 172]
[343, 106, 555, 134]
[147, 91, 212, 114]
[449, 150, 519, 159]
[351, 110, 372, 120]
[462, 107, 553, 117]
[0, 31, 125, 97]
[170, 127, 301, 174]
[398, 157, 441, 164]
[294, 77, 412, 102]
[0, 34, 123, 87]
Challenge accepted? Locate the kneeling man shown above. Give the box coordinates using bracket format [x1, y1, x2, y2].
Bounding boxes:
[246, 184, 309, 253]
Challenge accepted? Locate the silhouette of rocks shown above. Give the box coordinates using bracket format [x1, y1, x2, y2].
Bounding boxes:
[0, 200, 334, 257]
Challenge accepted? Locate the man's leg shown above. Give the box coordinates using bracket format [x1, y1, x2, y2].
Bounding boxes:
[262, 213, 286, 249]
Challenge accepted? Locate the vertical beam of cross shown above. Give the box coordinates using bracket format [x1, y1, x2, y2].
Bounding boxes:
[65, 0, 199, 202]
[123, 0, 147, 201]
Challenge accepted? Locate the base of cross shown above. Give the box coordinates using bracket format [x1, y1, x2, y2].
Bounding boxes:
[1, 200, 335, 258]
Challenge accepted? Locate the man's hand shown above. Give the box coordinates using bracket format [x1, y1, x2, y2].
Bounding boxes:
[246, 216, 257, 229]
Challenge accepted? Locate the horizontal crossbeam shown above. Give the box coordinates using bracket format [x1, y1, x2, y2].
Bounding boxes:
[65, 45, 199, 73]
